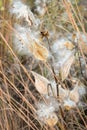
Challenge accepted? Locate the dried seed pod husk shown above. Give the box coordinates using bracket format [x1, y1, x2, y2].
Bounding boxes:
[31, 71, 50, 95]
[30, 41, 49, 61]
[60, 54, 75, 81]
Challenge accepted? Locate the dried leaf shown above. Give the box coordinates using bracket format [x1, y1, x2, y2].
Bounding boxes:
[30, 41, 49, 61]
[64, 41, 75, 50]
[31, 71, 50, 95]
[60, 54, 75, 81]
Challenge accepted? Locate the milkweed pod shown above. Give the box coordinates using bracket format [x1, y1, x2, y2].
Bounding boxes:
[31, 71, 50, 95]
[29, 41, 49, 61]
[31, 71, 58, 97]
[60, 54, 75, 81]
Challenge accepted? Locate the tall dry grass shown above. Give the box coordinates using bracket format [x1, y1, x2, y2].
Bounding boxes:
[0, 0, 87, 130]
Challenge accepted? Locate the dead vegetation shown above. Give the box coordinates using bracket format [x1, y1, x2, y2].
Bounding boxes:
[0, 0, 87, 130]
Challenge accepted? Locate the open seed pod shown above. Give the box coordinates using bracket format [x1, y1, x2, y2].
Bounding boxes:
[31, 71, 50, 95]
[31, 71, 57, 96]
[36, 99, 59, 127]
[60, 54, 75, 81]
[30, 41, 49, 61]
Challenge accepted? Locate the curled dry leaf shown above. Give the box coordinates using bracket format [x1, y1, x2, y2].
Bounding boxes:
[29, 41, 49, 61]
[60, 54, 75, 81]
[31, 71, 50, 95]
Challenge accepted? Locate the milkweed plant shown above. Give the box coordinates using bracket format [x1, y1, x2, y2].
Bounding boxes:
[1, 0, 87, 129]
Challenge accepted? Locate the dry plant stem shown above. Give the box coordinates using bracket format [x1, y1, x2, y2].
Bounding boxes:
[78, 39, 87, 76]
[0, 94, 14, 130]
[0, 92, 33, 121]
[45, 61, 60, 97]
[2, 101, 9, 130]
[0, 88, 39, 130]
[10, 100, 38, 130]
[51, 66, 59, 96]
[58, 107, 67, 130]
[0, 69, 36, 111]
[69, 1, 87, 59]
[75, 0, 83, 22]
[1, 1, 87, 129]
[59, 106, 65, 119]
[14, 70, 36, 101]
[74, 0, 87, 39]
[43, 36, 60, 96]
[63, 0, 79, 31]
[0, 61, 13, 113]
[63, 0, 87, 72]
[0, 72, 36, 116]
[72, 112, 86, 130]
[0, 32, 37, 102]
[69, 1, 85, 33]
[57, 121, 66, 130]
[55, 24, 70, 33]
[47, 83, 55, 96]
[75, 43, 86, 79]
[79, 56, 87, 80]
[76, 106, 87, 129]
[0, 23, 52, 129]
